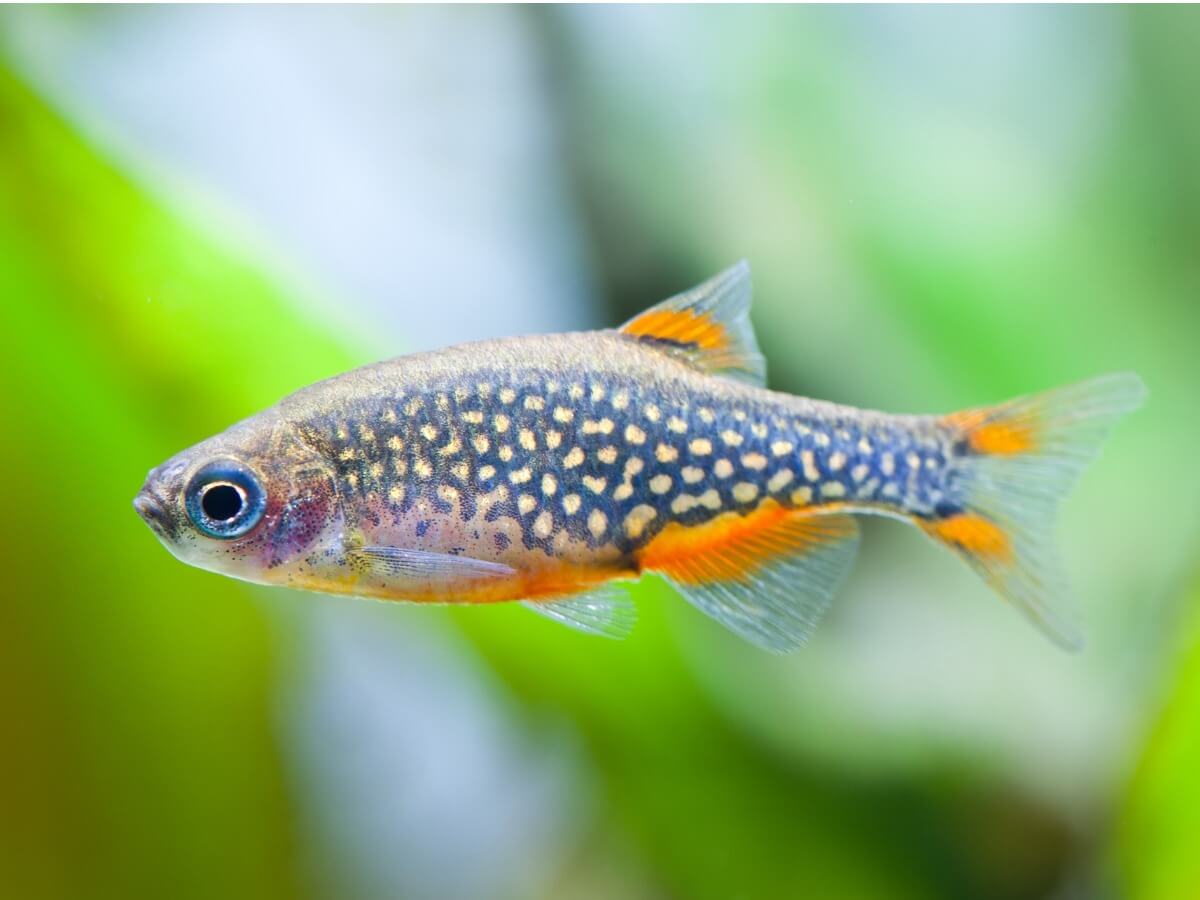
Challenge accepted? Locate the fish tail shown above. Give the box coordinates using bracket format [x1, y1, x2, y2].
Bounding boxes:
[921, 373, 1146, 650]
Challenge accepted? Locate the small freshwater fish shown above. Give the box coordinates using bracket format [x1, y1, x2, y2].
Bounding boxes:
[135, 263, 1144, 650]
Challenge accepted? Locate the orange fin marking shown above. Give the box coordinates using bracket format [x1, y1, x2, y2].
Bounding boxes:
[636, 499, 856, 584]
[617, 262, 765, 385]
[945, 409, 1036, 455]
[922, 513, 1012, 564]
[621, 307, 730, 353]
[968, 421, 1035, 454]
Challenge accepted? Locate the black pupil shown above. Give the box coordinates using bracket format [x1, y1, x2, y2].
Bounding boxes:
[201, 483, 243, 522]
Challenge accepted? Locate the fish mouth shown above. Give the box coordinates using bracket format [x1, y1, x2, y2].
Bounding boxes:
[133, 490, 173, 538]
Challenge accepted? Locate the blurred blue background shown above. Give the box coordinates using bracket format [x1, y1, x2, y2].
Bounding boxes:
[1, 6, 1197, 899]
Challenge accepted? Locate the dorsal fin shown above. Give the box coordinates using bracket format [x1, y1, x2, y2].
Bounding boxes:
[618, 261, 766, 386]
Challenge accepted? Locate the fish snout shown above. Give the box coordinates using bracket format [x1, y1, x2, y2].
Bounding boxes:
[134, 489, 172, 537]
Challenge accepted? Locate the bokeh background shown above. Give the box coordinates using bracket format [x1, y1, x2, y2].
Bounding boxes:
[1, 6, 1198, 900]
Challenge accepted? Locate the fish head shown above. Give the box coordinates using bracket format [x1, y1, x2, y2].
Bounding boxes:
[134, 413, 342, 586]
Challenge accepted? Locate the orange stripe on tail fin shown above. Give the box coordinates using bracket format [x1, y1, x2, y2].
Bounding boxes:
[619, 261, 766, 386]
[930, 373, 1146, 649]
[923, 513, 1012, 563]
[944, 414, 1035, 455]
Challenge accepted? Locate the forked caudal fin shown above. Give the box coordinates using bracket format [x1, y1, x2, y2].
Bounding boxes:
[927, 373, 1147, 650]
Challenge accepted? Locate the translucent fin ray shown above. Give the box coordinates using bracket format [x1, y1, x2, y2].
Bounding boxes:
[348, 546, 515, 582]
[639, 507, 860, 652]
[523, 584, 637, 639]
[618, 260, 766, 386]
[932, 372, 1147, 649]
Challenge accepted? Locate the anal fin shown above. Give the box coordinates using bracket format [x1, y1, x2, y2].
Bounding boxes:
[637, 502, 860, 652]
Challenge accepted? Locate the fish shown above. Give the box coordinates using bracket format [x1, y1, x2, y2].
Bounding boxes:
[134, 262, 1145, 651]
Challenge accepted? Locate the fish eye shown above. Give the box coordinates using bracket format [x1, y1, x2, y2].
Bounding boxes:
[185, 461, 266, 539]
[201, 483, 244, 521]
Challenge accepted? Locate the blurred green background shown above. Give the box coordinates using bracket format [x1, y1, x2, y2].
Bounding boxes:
[1, 6, 1197, 900]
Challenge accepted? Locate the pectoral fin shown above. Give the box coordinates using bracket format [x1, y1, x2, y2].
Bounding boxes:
[348, 546, 516, 582]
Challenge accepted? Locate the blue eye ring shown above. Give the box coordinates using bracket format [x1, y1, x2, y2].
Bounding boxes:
[185, 460, 266, 539]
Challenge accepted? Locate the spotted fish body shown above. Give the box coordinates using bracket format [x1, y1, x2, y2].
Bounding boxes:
[136, 263, 1145, 650]
[303, 339, 943, 581]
